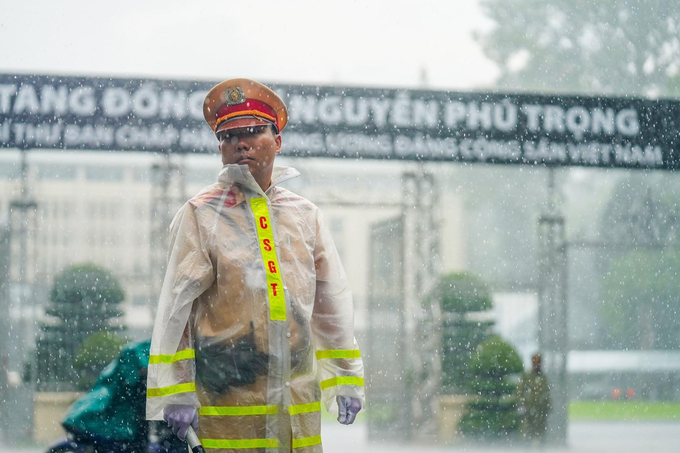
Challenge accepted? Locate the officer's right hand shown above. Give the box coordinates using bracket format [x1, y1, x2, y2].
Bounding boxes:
[163, 404, 198, 440]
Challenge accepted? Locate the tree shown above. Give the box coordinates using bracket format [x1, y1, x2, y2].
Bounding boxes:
[668, 72, 680, 97]
[458, 335, 524, 440]
[47, 262, 125, 330]
[73, 331, 128, 390]
[598, 174, 680, 349]
[600, 174, 680, 249]
[36, 263, 126, 390]
[601, 249, 680, 349]
[477, 0, 680, 96]
[431, 272, 494, 394]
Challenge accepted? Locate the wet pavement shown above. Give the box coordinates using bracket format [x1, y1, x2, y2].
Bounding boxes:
[2, 421, 679, 453]
[320, 421, 680, 453]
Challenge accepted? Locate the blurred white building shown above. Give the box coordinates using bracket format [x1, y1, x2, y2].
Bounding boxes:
[0, 150, 468, 348]
[491, 292, 539, 365]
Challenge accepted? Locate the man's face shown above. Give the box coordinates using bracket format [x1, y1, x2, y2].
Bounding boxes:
[218, 125, 282, 189]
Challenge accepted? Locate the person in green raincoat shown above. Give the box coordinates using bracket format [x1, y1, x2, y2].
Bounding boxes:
[62, 340, 150, 452]
[62, 339, 185, 453]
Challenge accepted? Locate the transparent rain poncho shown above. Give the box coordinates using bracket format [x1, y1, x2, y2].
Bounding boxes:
[146, 164, 365, 452]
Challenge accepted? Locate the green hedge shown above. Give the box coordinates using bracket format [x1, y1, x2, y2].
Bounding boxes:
[458, 335, 524, 439]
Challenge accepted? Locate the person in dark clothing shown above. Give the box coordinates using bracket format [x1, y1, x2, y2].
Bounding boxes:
[517, 353, 551, 445]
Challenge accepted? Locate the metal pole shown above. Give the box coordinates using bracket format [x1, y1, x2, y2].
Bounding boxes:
[8, 149, 38, 378]
[402, 166, 441, 441]
[149, 152, 186, 318]
[5, 148, 38, 442]
[0, 217, 10, 439]
[537, 168, 568, 445]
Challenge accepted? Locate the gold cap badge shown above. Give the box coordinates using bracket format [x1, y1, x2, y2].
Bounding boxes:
[224, 87, 246, 106]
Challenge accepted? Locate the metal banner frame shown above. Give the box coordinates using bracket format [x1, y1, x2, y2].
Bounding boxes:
[366, 168, 441, 442]
[2, 73, 680, 170]
[3, 72, 676, 446]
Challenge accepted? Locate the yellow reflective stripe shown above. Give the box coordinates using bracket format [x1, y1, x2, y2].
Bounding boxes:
[201, 438, 278, 449]
[292, 435, 322, 449]
[250, 197, 286, 321]
[200, 405, 278, 416]
[148, 348, 195, 364]
[315, 349, 361, 360]
[320, 376, 365, 390]
[288, 401, 321, 415]
[146, 382, 196, 398]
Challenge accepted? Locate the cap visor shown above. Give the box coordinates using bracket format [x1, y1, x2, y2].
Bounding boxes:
[216, 116, 273, 133]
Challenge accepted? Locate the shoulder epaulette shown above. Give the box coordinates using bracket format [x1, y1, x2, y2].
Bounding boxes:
[190, 186, 243, 209]
[189, 188, 224, 208]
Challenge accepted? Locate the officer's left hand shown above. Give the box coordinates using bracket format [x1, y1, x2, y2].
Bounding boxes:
[336, 395, 361, 425]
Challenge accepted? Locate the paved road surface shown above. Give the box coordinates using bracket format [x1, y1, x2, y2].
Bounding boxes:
[2, 422, 679, 453]
[321, 421, 680, 453]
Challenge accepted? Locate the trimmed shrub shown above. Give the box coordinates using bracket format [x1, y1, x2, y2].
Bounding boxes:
[459, 335, 524, 440]
[431, 272, 494, 394]
[73, 331, 128, 390]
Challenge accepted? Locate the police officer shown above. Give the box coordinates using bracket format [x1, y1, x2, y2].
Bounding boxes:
[146, 78, 364, 452]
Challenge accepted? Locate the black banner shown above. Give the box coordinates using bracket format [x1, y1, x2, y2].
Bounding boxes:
[1, 73, 679, 170]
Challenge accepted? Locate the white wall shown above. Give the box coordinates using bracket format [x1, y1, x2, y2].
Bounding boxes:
[0, 151, 468, 339]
